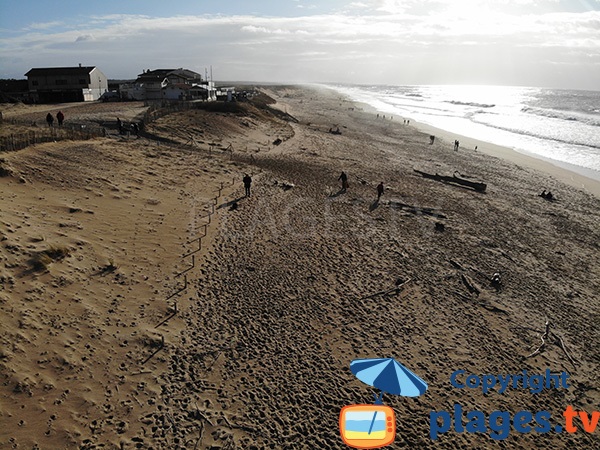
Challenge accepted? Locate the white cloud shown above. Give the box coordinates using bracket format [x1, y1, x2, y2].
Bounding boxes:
[0, 9, 598, 89]
[348, 2, 370, 8]
[23, 21, 64, 31]
[355, 0, 571, 15]
[242, 25, 292, 35]
[241, 25, 270, 33]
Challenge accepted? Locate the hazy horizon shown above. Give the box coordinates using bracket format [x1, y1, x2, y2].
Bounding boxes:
[1, 0, 599, 91]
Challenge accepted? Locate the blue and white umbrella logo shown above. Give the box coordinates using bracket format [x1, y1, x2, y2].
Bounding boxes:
[350, 357, 428, 399]
[349, 358, 428, 439]
[340, 358, 428, 447]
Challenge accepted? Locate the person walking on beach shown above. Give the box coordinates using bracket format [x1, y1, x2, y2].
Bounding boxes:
[46, 113, 54, 127]
[377, 182, 384, 200]
[56, 111, 64, 126]
[243, 174, 252, 197]
[338, 171, 348, 191]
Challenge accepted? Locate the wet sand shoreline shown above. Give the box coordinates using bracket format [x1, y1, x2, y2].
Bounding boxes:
[314, 84, 600, 198]
[404, 118, 600, 198]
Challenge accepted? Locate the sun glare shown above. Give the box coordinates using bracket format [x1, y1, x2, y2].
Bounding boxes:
[437, 2, 517, 36]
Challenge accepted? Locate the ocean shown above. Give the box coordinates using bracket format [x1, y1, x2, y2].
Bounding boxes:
[325, 84, 600, 181]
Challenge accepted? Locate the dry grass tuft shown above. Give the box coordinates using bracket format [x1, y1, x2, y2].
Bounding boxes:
[30, 245, 71, 271]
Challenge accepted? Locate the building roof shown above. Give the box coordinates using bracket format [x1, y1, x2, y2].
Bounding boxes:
[169, 68, 202, 80]
[25, 66, 98, 77]
[136, 69, 171, 81]
[136, 68, 202, 82]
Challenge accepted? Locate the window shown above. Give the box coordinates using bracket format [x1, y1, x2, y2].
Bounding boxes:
[55, 79, 68, 85]
[32, 80, 38, 86]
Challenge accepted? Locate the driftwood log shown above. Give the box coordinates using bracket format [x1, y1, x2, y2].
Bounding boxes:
[414, 169, 487, 193]
[525, 320, 577, 369]
[461, 273, 481, 296]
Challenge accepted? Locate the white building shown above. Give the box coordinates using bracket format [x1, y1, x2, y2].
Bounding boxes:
[120, 68, 217, 101]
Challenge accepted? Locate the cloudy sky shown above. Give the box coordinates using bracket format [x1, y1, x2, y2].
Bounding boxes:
[1, 0, 599, 89]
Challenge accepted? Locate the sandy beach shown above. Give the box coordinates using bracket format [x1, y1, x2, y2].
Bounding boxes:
[1, 86, 599, 449]
[400, 116, 600, 198]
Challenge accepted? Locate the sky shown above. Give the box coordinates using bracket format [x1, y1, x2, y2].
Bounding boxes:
[1, 0, 599, 90]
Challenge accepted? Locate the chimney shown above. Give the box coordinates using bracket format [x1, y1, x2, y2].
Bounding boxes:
[79, 63, 82, 67]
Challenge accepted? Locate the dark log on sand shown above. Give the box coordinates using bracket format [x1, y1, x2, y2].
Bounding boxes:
[414, 169, 487, 193]
[461, 273, 481, 296]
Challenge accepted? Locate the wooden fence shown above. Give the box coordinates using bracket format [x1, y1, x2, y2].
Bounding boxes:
[0, 98, 235, 153]
[0, 124, 106, 153]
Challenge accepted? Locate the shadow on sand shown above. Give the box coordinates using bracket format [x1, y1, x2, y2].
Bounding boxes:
[369, 199, 380, 211]
[217, 196, 247, 210]
[328, 188, 346, 198]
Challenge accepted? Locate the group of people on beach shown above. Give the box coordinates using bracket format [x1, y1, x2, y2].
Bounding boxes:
[240, 171, 382, 201]
[45, 111, 64, 127]
[116, 117, 140, 137]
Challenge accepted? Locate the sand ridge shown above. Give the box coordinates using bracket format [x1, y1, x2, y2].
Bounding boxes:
[0, 99, 290, 448]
